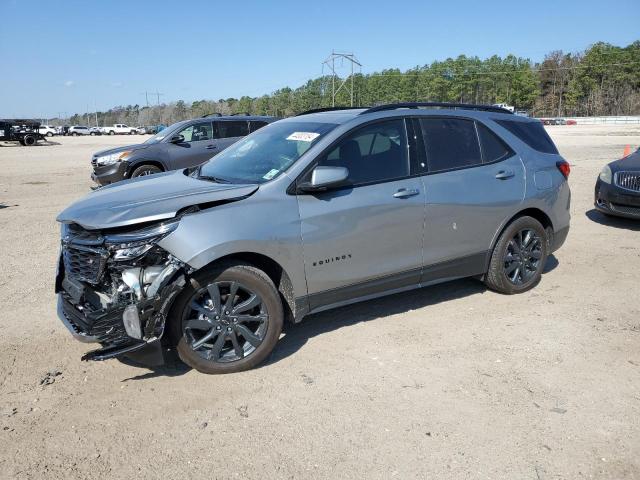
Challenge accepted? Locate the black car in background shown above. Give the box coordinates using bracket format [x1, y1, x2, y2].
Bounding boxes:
[91, 115, 275, 185]
[595, 148, 640, 219]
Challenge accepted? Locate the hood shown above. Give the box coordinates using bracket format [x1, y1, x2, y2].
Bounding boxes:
[57, 171, 259, 230]
[610, 150, 640, 171]
[93, 143, 151, 157]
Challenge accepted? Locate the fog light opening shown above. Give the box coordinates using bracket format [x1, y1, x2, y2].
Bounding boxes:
[123, 304, 142, 339]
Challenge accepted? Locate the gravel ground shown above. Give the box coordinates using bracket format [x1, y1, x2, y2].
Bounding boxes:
[0, 125, 639, 479]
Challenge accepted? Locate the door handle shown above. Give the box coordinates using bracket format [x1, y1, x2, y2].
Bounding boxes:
[495, 170, 515, 180]
[393, 188, 420, 199]
[206, 144, 217, 150]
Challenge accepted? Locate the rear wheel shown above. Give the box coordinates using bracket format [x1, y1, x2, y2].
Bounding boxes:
[22, 134, 36, 146]
[72, 132, 78, 136]
[171, 263, 283, 374]
[109, 130, 115, 135]
[485, 216, 548, 294]
[130, 164, 162, 178]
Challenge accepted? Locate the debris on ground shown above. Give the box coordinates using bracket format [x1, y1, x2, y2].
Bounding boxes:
[39, 369, 62, 386]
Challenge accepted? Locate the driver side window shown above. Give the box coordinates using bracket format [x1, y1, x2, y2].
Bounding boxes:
[177, 123, 213, 143]
[319, 119, 409, 186]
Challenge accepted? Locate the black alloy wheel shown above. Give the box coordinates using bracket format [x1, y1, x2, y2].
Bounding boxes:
[171, 263, 283, 374]
[485, 215, 548, 294]
[503, 229, 543, 285]
[183, 281, 269, 363]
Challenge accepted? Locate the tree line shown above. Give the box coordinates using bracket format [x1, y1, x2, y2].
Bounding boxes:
[66, 40, 639, 126]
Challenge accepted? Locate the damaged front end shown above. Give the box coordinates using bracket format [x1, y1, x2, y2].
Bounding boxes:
[55, 220, 188, 364]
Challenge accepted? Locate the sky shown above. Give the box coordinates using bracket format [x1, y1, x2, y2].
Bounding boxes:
[1, 0, 638, 118]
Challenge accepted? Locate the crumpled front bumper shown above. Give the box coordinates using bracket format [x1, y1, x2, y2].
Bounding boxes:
[56, 295, 100, 343]
[55, 253, 186, 365]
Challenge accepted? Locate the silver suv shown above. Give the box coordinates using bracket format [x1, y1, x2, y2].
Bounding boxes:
[55, 103, 571, 374]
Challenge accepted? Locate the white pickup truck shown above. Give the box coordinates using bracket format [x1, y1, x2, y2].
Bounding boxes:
[100, 124, 138, 135]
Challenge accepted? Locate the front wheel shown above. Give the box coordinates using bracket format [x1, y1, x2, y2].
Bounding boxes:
[130, 164, 162, 178]
[46, 132, 53, 137]
[485, 216, 548, 294]
[109, 130, 115, 135]
[170, 263, 283, 374]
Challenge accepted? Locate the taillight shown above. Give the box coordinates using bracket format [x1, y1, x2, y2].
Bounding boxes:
[556, 160, 570, 179]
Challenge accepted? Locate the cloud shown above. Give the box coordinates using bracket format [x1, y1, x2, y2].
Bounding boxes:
[64, 80, 75, 87]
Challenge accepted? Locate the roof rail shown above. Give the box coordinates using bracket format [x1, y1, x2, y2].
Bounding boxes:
[201, 112, 222, 118]
[360, 102, 514, 115]
[296, 106, 365, 116]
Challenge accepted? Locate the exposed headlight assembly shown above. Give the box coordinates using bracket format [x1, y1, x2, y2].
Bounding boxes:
[105, 220, 179, 261]
[599, 165, 612, 184]
[95, 150, 133, 166]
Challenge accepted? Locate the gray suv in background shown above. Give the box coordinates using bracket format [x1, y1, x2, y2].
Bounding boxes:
[90, 115, 274, 185]
[56, 102, 571, 374]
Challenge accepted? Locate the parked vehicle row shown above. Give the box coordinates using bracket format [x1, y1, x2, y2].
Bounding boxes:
[55, 103, 572, 374]
[539, 118, 576, 126]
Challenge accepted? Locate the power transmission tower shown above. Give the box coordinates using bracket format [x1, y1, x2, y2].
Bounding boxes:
[322, 51, 362, 107]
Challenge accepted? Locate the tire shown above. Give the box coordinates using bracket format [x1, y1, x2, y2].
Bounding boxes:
[109, 130, 115, 135]
[72, 132, 78, 136]
[22, 135, 36, 146]
[170, 262, 284, 374]
[46, 132, 53, 137]
[485, 216, 548, 294]
[130, 164, 162, 178]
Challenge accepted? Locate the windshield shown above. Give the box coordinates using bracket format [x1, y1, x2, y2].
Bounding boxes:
[144, 124, 176, 144]
[199, 121, 337, 184]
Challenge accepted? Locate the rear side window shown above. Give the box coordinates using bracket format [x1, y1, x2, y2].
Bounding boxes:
[495, 119, 558, 154]
[250, 121, 268, 132]
[218, 121, 249, 138]
[477, 123, 513, 163]
[420, 118, 482, 172]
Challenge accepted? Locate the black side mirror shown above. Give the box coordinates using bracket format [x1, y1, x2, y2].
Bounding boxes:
[170, 134, 185, 144]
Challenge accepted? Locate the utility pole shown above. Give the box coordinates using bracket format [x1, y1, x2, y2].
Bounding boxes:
[154, 90, 164, 105]
[140, 92, 150, 108]
[322, 51, 362, 107]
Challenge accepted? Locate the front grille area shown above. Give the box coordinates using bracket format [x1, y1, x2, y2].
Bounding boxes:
[61, 293, 129, 344]
[615, 171, 640, 192]
[62, 244, 108, 284]
[610, 202, 640, 217]
[91, 157, 98, 167]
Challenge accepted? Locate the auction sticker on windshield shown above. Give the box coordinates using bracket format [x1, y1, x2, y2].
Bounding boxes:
[286, 132, 320, 142]
[263, 169, 280, 180]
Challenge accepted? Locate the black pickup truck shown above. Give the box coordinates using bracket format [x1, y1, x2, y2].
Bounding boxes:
[0, 119, 45, 146]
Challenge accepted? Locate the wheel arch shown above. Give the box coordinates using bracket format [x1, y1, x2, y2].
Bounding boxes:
[126, 159, 166, 178]
[487, 207, 554, 269]
[198, 252, 298, 323]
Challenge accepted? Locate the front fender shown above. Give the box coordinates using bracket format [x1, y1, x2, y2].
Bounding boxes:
[157, 192, 307, 299]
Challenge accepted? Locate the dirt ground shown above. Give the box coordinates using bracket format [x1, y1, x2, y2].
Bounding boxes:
[0, 125, 639, 479]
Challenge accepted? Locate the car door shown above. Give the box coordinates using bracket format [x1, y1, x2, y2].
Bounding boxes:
[166, 121, 218, 169]
[296, 118, 426, 310]
[415, 117, 525, 278]
[216, 120, 250, 152]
